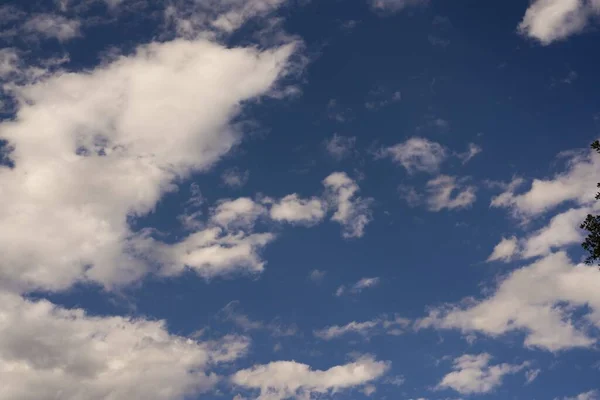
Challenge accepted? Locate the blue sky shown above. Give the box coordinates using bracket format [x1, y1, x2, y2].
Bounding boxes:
[0, 0, 599, 399]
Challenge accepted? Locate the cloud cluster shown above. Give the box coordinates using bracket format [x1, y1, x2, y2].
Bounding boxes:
[325, 134, 357, 160]
[324, 172, 373, 238]
[231, 355, 390, 400]
[492, 148, 600, 218]
[378, 137, 447, 174]
[518, 0, 600, 45]
[419, 252, 600, 351]
[0, 291, 249, 400]
[437, 353, 527, 394]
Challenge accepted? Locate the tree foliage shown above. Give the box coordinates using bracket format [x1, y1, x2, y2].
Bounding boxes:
[581, 140, 600, 265]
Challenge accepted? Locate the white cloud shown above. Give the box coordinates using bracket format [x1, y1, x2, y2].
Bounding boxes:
[487, 236, 519, 262]
[0, 291, 249, 400]
[457, 143, 482, 164]
[211, 198, 267, 229]
[166, 227, 275, 279]
[0, 48, 19, 80]
[488, 206, 594, 262]
[418, 252, 600, 351]
[398, 184, 422, 207]
[231, 355, 390, 400]
[165, 0, 289, 38]
[491, 148, 600, 218]
[425, 175, 477, 211]
[323, 172, 373, 238]
[23, 14, 81, 42]
[222, 168, 250, 188]
[269, 194, 326, 225]
[525, 368, 541, 384]
[335, 277, 380, 297]
[559, 390, 600, 400]
[0, 36, 296, 293]
[309, 269, 326, 283]
[437, 353, 527, 394]
[220, 301, 297, 337]
[378, 137, 447, 174]
[314, 320, 380, 340]
[353, 277, 380, 291]
[314, 315, 410, 340]
[517, 0, 600, 45]
[325, 134, 356, 160]
[520, 206, 590, 258]
[369, 0, 429, 13]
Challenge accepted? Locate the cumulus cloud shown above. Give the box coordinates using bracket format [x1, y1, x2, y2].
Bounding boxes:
[269, 194, 326, 225]
[418, 252, 600, 351]
[559, 390, 600, 400]
[231, 355, 390, 400]
[165, 227, 275, 279]
[437, 353, 527, 394]
[425, 175, 477, 211]
[0, 291, 249, 400]
[0, 36, 296, 293]
[211, 198, 267, 229]
[377, 137, 447, 174]
[487, 236, 519, 262]
[324, 172, 373, 238]
[491, 148, 600, 218]
[520, 206, 590, 258]
[325, 134, 356, 160]
[369, 0, 429, 13]
[518, 0, 600, 45]
[23, 14, 81, 42]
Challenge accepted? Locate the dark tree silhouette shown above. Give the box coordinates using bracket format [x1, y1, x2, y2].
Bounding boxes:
[580, 140, 600, 264]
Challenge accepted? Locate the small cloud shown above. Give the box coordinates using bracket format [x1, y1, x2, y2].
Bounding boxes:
[563, 70, 578, 84]
[376, 137, 447, 174]
[457, 143, 482, 164]
[487, 236, 519, 262]
[353, 277, 380, 292]
[340, 19, 360, 31]
[364, 86, 402, 110]
[309, 269, 326, 283]
[398, 184, 421, 207]
[221, 168, 249, 189]
[369, 0, 429, 13]
[384, 375, 406, 386]
[525, 368, 541, 384]
[362, 385, 376, 396]
[425, 175, 477, 211]
[327, 99, 351, 122]
[23, 14, 81, 42]
[437, 353, 528, 394]
[325, 134, 357, 160]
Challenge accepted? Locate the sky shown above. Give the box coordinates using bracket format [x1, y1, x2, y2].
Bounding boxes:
[0, 0, 600, 399]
